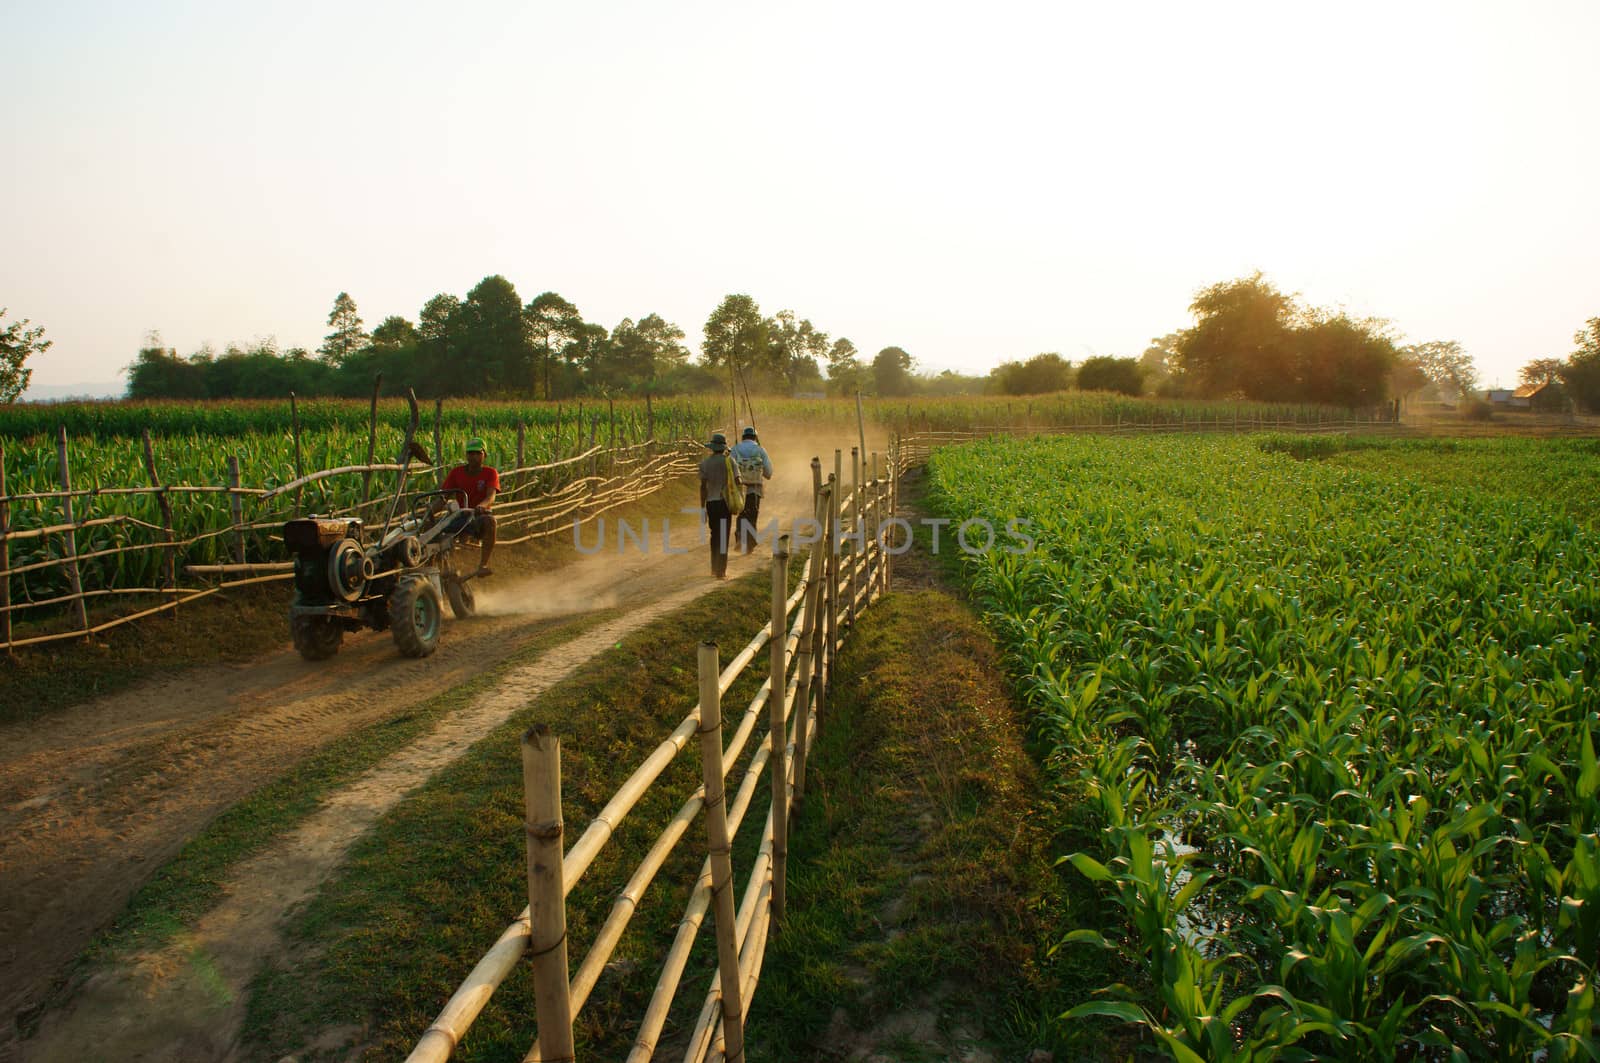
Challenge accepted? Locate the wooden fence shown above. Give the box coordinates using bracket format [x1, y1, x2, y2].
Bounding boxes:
[0, 426, 702, 652]
[407, 439, 906, 1062]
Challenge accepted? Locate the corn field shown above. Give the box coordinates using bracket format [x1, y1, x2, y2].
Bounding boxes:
[929, 434, 1600, 1060]
[0, 397, 722, 646]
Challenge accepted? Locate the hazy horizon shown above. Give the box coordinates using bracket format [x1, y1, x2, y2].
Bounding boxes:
[6, 1, 1598, 398]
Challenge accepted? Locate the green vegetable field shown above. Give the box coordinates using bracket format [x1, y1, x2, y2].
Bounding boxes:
[930, 434, 1600, 1060]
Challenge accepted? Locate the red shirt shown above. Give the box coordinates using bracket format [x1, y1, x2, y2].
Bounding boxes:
[442, 464, 500, 509]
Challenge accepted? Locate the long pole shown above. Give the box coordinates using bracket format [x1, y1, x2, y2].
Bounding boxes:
[57, 426, 89, 638]
[522, 724, 575, 1063]
[855, 391, 867, 479]
[227, 455, 246, 565]
[1, 443, 10, 652]
[697, 641, 746, 1062]
[142, 430, 178, 617]
[289, 390, 304, 517]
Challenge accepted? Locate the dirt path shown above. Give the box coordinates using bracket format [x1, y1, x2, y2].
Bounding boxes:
[2, 422, 867, 1061]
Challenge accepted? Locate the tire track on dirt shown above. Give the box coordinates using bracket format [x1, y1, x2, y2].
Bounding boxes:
[16, 572, 728, 1063]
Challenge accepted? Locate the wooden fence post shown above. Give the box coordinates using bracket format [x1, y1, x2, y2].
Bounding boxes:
[645, 393, 655, 450]
[362, 373, 383, 504]
[871, 452, 884, 599]
[522, 724, 575, 1063]
[608, 399, 617, 476]
[289, 390, 305, 516]
[517, 420, 527, 478]
[227, 455, 246, 564]
[697, 641, 746, 1062]
[827, 449, 842, 672]
[848, 447, 861, 625]
[141, 431, 178, 617]
[56, 427, 89, 638]
[1, 443, 10, 652]
[810, 475, 833, 734]
[769, 535, 791, 923]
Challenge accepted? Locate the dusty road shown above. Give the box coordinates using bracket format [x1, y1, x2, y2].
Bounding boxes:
[0, 423, 870, 1060]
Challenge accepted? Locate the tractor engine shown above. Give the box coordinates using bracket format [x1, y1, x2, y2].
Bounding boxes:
[283, 517, 368, 605]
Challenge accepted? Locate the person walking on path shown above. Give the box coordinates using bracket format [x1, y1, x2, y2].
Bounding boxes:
[698, 432, 735, 578]
[729, 426, 773, 554]
[440, 437, 499, 576]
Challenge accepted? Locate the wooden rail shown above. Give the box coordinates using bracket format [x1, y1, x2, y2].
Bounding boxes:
[406, 440, 908, 1062]
[0, 433, 701, 651]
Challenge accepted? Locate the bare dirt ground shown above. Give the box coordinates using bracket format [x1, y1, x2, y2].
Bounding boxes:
[0, 421, 875, 1062]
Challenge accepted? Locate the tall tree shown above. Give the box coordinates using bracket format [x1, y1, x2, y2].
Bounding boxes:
[1139, 332, 1181, 394]
[525, 292, 583, 398]
[415, 293, 465, 395]
[318, 292, 369, 364]
[825, 337, 864, 395]
[1172, 273, 1299, 400]
[1294, 312, 1397, 408]
[1562, 318, 1600, 412]
[461, 275, 532, 394]
[872, 346, 915, 396]
[0, 308, 51, 401]
[1520, 358, 1565, 386]
[1400, 340, 1478, 401]
[702, 294, 769, 408]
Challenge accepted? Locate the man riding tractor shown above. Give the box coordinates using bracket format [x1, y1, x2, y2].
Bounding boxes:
[440, 438, 498, 577]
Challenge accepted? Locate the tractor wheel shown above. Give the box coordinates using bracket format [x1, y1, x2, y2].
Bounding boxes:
[389, 577, 442, 658]
[291, 615, 343, 661]
[444, 575, 476, 619]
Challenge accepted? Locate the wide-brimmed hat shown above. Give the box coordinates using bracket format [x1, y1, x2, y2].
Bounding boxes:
[741, 426, 757, 439]
[465, 437, 486, 455]
[705, 432, 727, 450]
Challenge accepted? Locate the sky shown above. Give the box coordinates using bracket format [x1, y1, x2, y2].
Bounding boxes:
[5, 0, 1598, 397]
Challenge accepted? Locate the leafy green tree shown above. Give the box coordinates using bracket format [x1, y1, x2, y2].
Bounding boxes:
[1400, 340, 1478, 402]
[872, 346, 915, 396]
[460, 275, 532, 394]
[0, 308, 50, 401]
[825, 338, 866, 396]
[594, 313, 688, 393]
[1172, 273, 1298, 400]
[370, 315, 419, 352]
[414, 293, 465, 395]
[766, 310, 830, 391]
[525, 292, 583, 399]
[1520, 358, 1565, 386]
[990, 352, 1073, 395]
[126, 336, 208, 399]
[702, 294, 770, 405]
[1561, 318, 1600, 412]
[1139, 333, 1181, 395]
[1294, 313, 1397, 407]
[318, 292, 369, 365]
[1076, 355, 1145, 395]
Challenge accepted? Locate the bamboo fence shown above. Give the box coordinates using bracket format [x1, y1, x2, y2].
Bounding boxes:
[0, 425, 703, 652]
[405, 439, 907, 1063]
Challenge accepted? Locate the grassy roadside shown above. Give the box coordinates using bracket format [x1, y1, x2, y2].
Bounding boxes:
[22, 605, 621, 1036]
[0, 477, 700, 726]
[243, 571, 780, 1062]
[745, 474, 1130, 1062]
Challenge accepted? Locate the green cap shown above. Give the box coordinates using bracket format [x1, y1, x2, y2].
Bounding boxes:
[465, 437, 486, 455]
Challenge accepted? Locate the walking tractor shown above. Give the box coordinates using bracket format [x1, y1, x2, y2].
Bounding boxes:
[280, 391, 480, 660]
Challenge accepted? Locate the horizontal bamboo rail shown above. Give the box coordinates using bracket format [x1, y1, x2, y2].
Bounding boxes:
[1, 435, 700, 651]
[408, 444, 906, 1063]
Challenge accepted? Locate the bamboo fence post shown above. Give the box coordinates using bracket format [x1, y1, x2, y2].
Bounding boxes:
[768, 534, 791, 923]
[227, 455, 246, 564]
[871, 452, 884, 598]
[289, 390, 305, 516]
[848, 447, 860, 625]
[645, 393, 655, 452]
[1, 443, 10, 652]
[588, 417, 598, 483]
[517, 422, 527, 491]
[608, 399, 616, 476]
[362, 373, 383, 503]
[854, 391, 867, 476]
[697, 641, 747, 1063]
[522, 724, 575, 1063]
[813, 476, 833, 709]
[827, 449, 842, 669]
[56, 427, 89, 638]
[141, 430, 179, 616]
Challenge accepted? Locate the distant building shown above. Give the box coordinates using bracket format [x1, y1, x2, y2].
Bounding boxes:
[1484, 388, 1516, 407]
[1514, 380, 1566, 412]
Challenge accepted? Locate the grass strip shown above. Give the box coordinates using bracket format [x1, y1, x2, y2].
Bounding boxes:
[745, 587, 1129, 1062]
[243, 571, 778, 1062]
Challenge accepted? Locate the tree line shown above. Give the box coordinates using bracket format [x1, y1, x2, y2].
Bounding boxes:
[124, 280, 939, 402]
